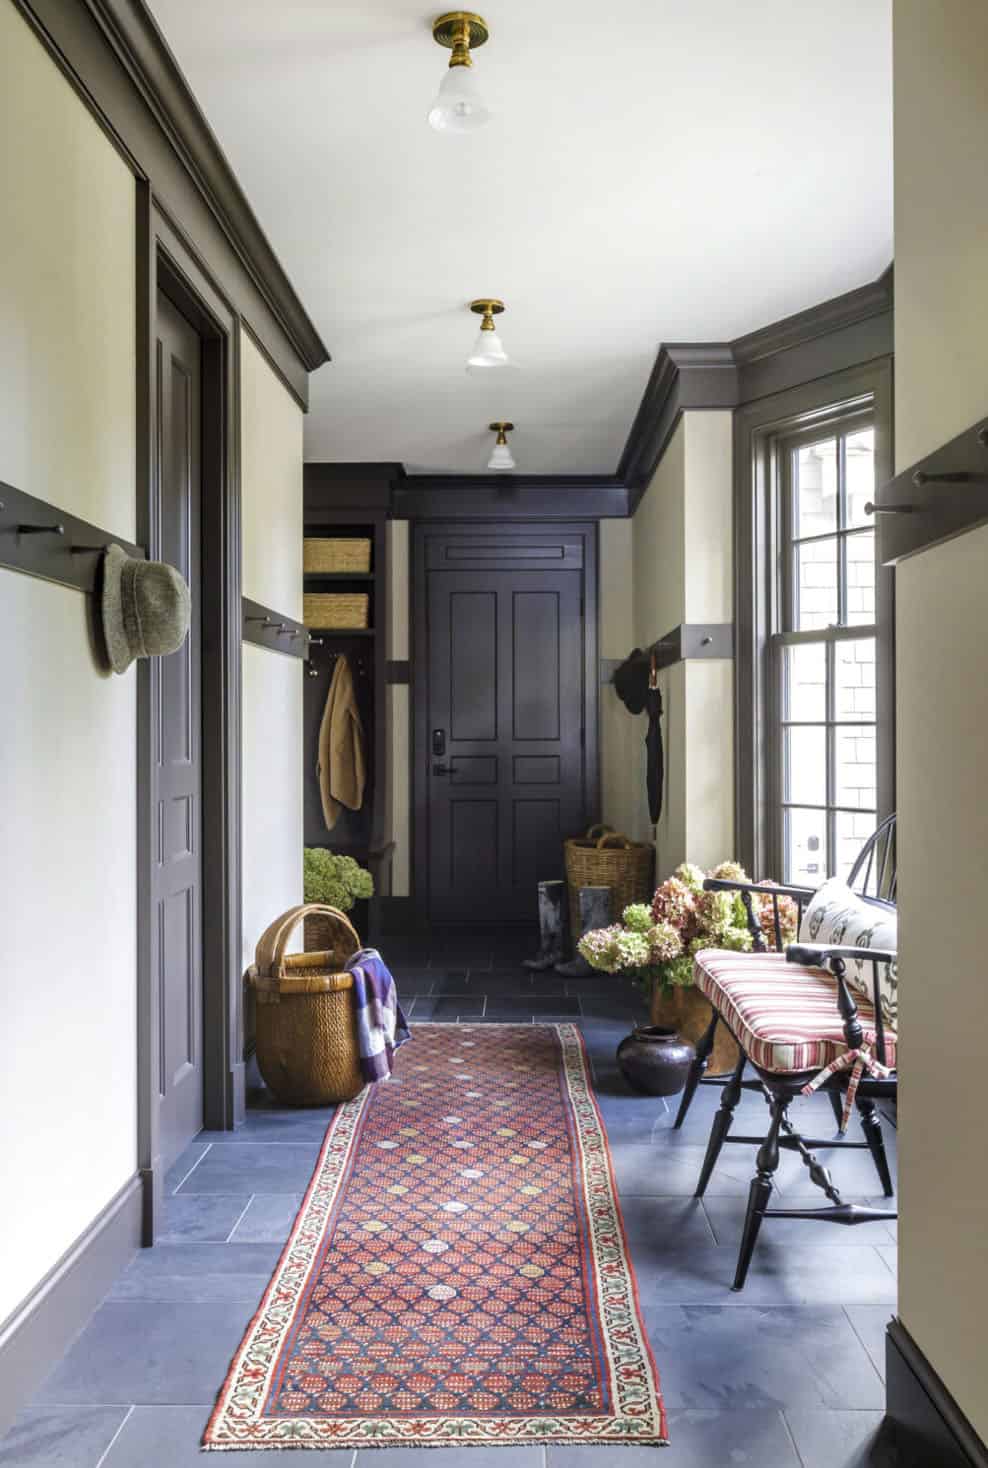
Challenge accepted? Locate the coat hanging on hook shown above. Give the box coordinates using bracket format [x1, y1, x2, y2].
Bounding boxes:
[612, 646, 664, 827]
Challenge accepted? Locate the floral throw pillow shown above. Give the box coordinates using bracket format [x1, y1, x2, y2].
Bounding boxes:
[798, 877, 898, 1030]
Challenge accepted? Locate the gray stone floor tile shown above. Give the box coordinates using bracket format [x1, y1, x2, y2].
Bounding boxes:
[217, 1111, 333, 1145]
[634, 1242, 897, 1306]
[174, 1142, 320, 1194]
[353, 1448, 541, 1466]
[34, 1302, 252, 1405]
[547, 1408, 800, 1464]
[102, 1406, 354, 1466]
[163, 1140, 211, 1194]
[784, 1408, 895, 1467]
[158, 1193, 251, 1243]
[229, 1192, 304, 1242]
[844, 1305, 893, 1381]
[616, 1194, 718, 1250]
[643, 1305, 884, 1410]
[609, 1140, 802, 1196]
[0, 1404, 130, 1467]
[411, 996, 485, 1021]
[107, 1242, 283, 1302]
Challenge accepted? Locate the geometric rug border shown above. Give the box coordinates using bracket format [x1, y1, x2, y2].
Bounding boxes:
[203, 1022, 669, 1450]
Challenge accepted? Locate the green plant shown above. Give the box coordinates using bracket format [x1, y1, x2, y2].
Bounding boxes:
[303, 848, 374, 912]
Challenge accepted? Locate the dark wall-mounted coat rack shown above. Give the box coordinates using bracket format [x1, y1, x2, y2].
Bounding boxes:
[0, 479, 144, 592]
[869, 412, 988, 564]
[242, 596, 310, 660]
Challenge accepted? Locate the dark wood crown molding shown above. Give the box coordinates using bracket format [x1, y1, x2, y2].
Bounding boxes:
[395, 474, 629, 521]
[88, 0, 329, 373]
[14, 0, 329, 385]
[620, 266, 894, 511]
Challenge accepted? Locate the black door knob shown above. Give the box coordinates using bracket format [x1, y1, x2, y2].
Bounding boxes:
[432, 763, 451, 776]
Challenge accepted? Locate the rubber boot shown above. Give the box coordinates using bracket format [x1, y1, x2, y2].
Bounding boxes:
[523, 879, 566, 970]
[556, 886, 613, 976]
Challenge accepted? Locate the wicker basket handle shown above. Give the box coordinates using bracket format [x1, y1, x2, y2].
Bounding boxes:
[585, 823, 615, 842]
[254, 903, 361, 977]
[596, 832, 632, 850]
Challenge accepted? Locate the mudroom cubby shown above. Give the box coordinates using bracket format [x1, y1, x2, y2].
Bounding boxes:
[302, 471, 395, 939]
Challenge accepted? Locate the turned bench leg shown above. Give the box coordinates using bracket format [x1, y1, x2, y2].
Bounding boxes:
[674, 1008, 719, 1129]
[733, 1095, 786, 1291]
[695, 1050, 746, 1198]
[857, 1095, 894, 1197]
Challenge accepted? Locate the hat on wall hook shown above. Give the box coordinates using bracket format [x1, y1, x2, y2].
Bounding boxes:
[100, 543, 191, 674]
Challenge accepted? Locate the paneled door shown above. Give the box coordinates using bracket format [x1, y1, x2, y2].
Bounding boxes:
[420, 527, 595, 923]
[153, 289, 203, 1169]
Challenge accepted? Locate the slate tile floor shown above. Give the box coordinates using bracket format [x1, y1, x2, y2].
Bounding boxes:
[2, 929, 898, 1467]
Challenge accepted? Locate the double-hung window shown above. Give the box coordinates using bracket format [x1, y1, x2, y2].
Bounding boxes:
[773, 411, 879, 884]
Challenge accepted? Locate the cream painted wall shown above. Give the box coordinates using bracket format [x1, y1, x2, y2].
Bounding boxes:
[620, 413, 735, 875]
[240, 332, 304, 620]
[240, 333, 305, 963]
[893, 0, 988, 1439]
[0, 4, 137, 1322]
[241, 644, 303, 967]
[386, 521, 411, 897]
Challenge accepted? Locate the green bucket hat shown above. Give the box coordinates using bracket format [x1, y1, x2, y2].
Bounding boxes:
[101, 543, 191, 675]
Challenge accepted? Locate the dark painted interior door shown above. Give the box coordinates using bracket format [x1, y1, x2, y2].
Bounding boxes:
[153, 289, 204, 1170]
[425, 535, 589, 922]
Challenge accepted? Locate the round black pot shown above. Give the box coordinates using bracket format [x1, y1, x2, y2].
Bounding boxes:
[616, 1025, 696, 1098]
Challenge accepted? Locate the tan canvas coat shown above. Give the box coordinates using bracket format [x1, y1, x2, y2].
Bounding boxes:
[316, 655, 366, 829]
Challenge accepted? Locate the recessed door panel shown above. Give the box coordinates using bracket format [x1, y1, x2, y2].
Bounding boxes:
[426, 553, 587, 922]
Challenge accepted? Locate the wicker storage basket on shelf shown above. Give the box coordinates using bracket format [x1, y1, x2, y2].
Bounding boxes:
[563, 824, 655, 937]
[303, 537, 371, 575]
[245, 903, 363, 1106]
[303, 592, 369, 629]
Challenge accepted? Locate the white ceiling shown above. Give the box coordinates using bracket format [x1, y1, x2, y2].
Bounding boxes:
[148, 0, 893, 476]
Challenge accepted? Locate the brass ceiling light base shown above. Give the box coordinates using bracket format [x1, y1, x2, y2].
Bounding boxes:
[489, 421, 514, 441]
[470, 298, 505, 331]
[432, 11, 489, 66]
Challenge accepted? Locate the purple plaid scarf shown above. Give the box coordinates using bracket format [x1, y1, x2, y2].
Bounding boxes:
[345, 947, 411, 1083]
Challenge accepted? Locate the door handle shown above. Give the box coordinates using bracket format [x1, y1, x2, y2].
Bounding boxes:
[432, 762, 451, 776]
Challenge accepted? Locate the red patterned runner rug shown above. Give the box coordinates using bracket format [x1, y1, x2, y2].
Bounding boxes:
[204, 1023, 667, 1451]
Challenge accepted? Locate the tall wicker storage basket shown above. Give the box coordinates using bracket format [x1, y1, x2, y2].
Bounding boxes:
[563, 826, 655, 937]
[246, 903, 364, 1106]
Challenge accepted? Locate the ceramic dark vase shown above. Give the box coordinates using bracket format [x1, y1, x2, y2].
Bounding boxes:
[616, 1025, 696, 1098]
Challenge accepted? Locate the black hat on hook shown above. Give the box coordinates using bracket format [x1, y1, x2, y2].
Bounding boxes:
[612, 648, 650, 715]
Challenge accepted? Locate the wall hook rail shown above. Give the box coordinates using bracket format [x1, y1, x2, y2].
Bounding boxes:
[876, 411, 988, 563]
[0, 478, 143, 593]
[241, 596, 309, 660]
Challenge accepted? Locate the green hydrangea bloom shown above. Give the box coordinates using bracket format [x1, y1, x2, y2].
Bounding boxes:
[622, 903, 654, 933]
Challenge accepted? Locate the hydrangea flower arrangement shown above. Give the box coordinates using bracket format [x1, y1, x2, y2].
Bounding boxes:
[577, 860, 798, 994]
[303, 848, 374, 912]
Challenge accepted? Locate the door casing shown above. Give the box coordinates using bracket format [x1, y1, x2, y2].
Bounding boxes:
[137, 192, 244, 1244]
[411, 521, 600, 926]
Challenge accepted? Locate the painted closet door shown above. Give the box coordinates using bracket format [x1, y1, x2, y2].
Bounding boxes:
[153, 289, 204, 1169]
[426, 568, 585, 922]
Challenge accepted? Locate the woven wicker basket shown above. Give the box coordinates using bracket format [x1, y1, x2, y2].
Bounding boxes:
[303, 538, 371, 575]
[564, 826, 655, 937]
[246, 903, 364, 1106]
[303, 592, 370, 629]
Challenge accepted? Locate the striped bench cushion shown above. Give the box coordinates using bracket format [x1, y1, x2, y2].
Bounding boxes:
[693, 949, 898, 1076]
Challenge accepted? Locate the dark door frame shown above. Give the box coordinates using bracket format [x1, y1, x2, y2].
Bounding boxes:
[137, 189, 243, 1243]
[411, 520, 600, 926]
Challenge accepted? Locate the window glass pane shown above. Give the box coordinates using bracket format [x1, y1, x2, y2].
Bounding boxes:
[794, 437, 837, 538]
[784, 642, 826, 721]
[844, 427, 876, 529]
[785, 725, 827, 805]
[795, 538, 839, 630]
[845, 529, 876, 625]
[835, 809, 878, 884]
[835, 637, 876, 721]
[785, 807, 828, 886]
[835, 725, 877, 809]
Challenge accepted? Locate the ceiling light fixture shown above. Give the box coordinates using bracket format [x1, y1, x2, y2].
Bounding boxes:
[487, 421, 515, 471]
[427, 11, 491, 133]
[467, 298, 512, 371]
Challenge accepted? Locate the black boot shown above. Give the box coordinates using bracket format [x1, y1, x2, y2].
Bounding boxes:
[556, 886, 613, 976]
[523, 880, 566, 970]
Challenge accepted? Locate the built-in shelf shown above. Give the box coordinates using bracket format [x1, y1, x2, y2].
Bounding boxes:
[303, 571, 375, 583]
[306, 625, 376, 638]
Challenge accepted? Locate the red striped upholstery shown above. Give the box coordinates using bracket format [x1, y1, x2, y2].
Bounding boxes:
[693, 949, 898, 1076]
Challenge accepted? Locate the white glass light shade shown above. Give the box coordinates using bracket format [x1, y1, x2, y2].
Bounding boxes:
[427, 65, 490, 133]
[466, 327, 511, 371]
[487, 442, 516, 471]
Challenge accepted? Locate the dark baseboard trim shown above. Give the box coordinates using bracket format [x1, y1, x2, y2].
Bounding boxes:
[887, 1318, 988, 1468]
[0, 1175, 142, 1437]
